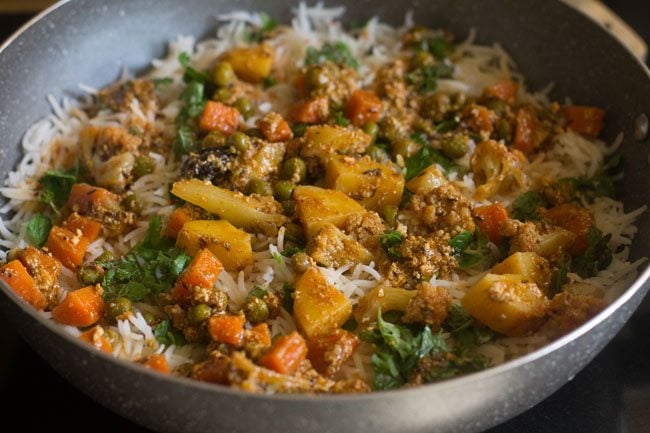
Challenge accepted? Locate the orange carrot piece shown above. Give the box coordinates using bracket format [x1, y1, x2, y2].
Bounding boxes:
[464, 104, 494, 134]
[473, 203, 509, 244]
[172, 248, 223, 304]
[51, 285, 104, 327]
[514, 108, 544, 153]
[45, 225, 90, 269]
[63, 213, 101, 242]
[79, 326, 112, 353]
[258, 331, 307, 374]
[484, 79, 519, 103]
[545, 203, 595, 256]
[248, 322, 272, 347]
[67, 183, 120, 215]
[165, 207, 194, 239]
[345, 90, 382, 127]
[563, 105, 605, 137]
[208, 314, 245, 346]
[257, 113, 293, 142]
[290, 96, 329, 124]
[0, 260, 46, 310]
[307, 329, 359, 377]
[198, 100, 239, 135]
[141, 354, 170, 374]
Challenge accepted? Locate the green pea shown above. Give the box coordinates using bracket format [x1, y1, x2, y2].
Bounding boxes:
[77, 265, 104, 285]
[96, 251, 114, 262]
[495, 119, 512, 142]
[201, 131, 227, 148]
[141, 310, 158, 326]
[441, 134, 469, 159]
[292, 123, 307, 138]
[281, 157, 307, 183]
[411, 50, 433, 69]
[379, 117, 401, 143]
[132, 155, 155, 178]
[274, 180, 296, 201]
[283, 223, 304, 243]
[485, 98, 507, 116]
[366, 144, 389, 162]
[122, 194, 143, 214]
[243, 297, 269, 323]
[106, 297, 133, 324]
[213, 87, 231, 102]
[305, 66, 329, 92]
[392, 137, 417, 158]
[213, 62, 235, 88]
[381, 204, 399, 228]
[291, 252, 312, 273]
[228, 131, 251, 153]
[187, 304, 212, 325]
[363, 122, 379, 142]
[247, 178, 273, 196]
[234, 97, 254, 119]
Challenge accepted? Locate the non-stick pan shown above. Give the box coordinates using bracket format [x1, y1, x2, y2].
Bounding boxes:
[0, 1, 648, 432]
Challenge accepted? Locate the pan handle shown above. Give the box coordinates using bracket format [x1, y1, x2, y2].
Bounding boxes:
[564, 0, 647, 61]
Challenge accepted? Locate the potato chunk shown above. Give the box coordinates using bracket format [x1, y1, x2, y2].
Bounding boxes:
[293, 267, 352, 338]
[325, 155, 404, 212]
[293, 185, 366, 238]
[307, 224, 374, 268]
[221, 45, 274, 83]
[461, 273, 549, 336]
[172, 179, 288, 235]
[492, 252, 551, 293]
[176, 220, 253, 271]
[300, 125, 371, 162]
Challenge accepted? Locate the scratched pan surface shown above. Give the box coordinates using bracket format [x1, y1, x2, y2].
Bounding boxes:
[0, 1, 649, 432]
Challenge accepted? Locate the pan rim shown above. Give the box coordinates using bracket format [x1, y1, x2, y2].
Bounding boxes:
[0, 0, 648, 404]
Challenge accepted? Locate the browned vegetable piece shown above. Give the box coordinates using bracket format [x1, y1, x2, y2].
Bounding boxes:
[492, 252, 552, 293]
[221, 45, 274, 83]
[293, 267, 352, 338]
[300, 125, 372, 163]
[325, 155, 404, 212]
[293, 185, 366, 238]
[307, 329, 360, 377]
[461, 273, 549, 337]
[307, 224, 374, 268]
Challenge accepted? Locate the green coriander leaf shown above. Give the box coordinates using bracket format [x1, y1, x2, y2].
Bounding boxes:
[249, 286, 268, 299]
[178, 52, 191, 67]
[572, 226, 612, 278]
[38, 169, 78, 211]
[405, 137, 462, 180]
[281, 246, 304, 258]
[154, 319, 171, 345]
[332, 110, 351, 127]
[511, 191, 547, 221]
[305, 42, 359, 69]
[379, 230, 405, 259]
[282, 282, 295, 314]
[152, 77, 173, 87]
[26, 213, 52, 247]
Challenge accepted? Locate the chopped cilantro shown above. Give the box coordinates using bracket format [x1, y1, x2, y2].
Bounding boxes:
[443, 304, 494, 349]
[449, 230, 491, 269]
[360, 309, 446, 390]
[98, 216, 191, 301]
[152, 77, 173, 87]
[173, 55, 208, 156]
[282, 282, 295, 314]
[572, 226, 612, 278]
[332, 110, 351, 127]
[245, 12, 279, 43]
[38, 168, 78, 212]
[404, 136, 462, 180]
[406, 63, 454, 93]
[305, 42, 359, 69]
[380, 230, 405, 259]
[510, 191, 548, 221]
[26, 213, 52, 247]
[281, 246, 304, 258]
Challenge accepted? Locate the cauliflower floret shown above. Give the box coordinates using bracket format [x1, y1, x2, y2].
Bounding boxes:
[470, 140, 528, 200]
[403, 282, 452, 327]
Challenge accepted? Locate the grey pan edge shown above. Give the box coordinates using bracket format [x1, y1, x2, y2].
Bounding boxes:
[0, 1, 649, 433]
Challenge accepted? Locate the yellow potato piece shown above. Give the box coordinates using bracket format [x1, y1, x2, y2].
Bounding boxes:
[293, 185, 366, 238]
[293, 267, 352, 338]
[492, 252, 551, 293]
[301, 125, 371, 162]
[325, 155, 404, 212]
[221, 45, 274, 83]
[461, 273, 549, 337]
[176, 220, 253, 272]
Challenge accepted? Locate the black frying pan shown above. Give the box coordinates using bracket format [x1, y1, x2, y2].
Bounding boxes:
[0, 1, 649, 432]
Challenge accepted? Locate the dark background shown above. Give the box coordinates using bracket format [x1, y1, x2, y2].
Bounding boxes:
[1, 1, 649, 432]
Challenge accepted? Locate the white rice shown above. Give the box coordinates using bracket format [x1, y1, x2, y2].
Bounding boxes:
[0, 3, 645, 381]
